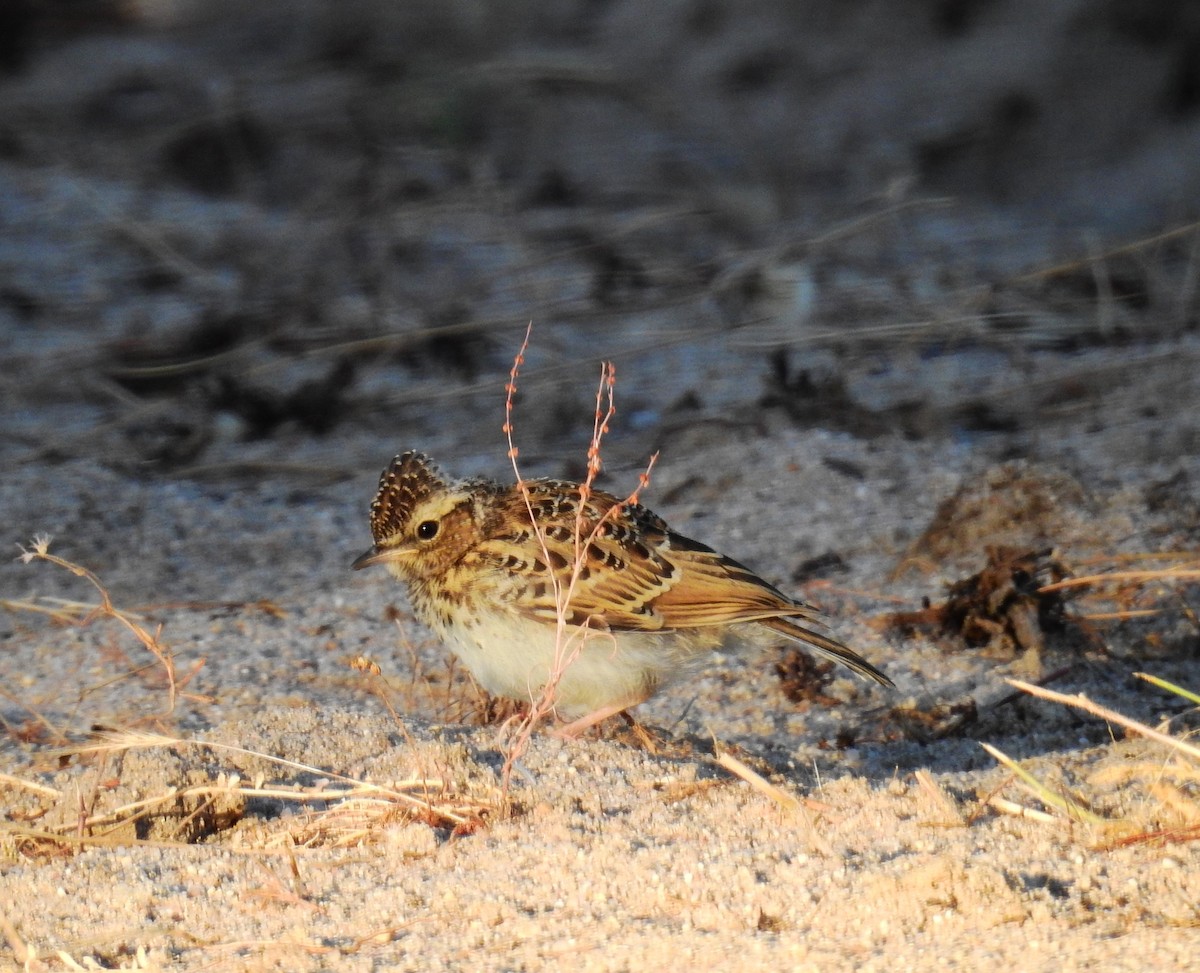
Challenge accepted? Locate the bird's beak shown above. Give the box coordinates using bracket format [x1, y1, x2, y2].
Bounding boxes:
[351, 545, 411, 570]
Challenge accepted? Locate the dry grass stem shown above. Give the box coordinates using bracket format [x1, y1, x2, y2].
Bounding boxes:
[15, 536, 206, 717]
[713, 750, 834, 856]
[0, 771, 60, 798]
[1006, 679, 1200, 763]
[1040, 567, 1200, 593]
[980, 742, 1107, 826]
[1010, 219, 1200, 285]
[0, 908, 34, 970]
[986, 796, 1058, 823]
[1029, 553, 1200, 626]
[713, 750, 803, 812]
[1080, 609, 1162, 620]
[913, 768, 965, 826]
[0, 596, 147, 624]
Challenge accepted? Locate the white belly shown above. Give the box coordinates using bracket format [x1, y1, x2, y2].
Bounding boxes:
[433, 610, 719, 717]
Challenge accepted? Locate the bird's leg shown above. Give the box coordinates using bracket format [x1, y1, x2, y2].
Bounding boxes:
[553, 699, 640, 739]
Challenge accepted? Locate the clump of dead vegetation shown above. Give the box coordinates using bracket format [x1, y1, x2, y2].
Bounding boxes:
[884, 546, 1079, 673]
[881, 543, 1199, 739]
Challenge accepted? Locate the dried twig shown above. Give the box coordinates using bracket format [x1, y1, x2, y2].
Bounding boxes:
[15, 536, 208, 717]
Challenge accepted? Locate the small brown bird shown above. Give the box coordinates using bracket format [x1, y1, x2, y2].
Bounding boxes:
[353, 451, 892, 733]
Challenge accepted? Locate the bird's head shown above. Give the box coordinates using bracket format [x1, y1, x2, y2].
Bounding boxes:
[352, 451, 487, 583]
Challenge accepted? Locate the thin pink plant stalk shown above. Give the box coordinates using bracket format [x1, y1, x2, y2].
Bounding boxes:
[499, 325, 657, 779]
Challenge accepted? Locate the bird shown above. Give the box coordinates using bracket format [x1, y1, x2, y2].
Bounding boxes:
[352, 451, 892, 734]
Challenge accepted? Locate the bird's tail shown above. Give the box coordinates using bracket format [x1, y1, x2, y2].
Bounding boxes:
[759, 616, 894, 687]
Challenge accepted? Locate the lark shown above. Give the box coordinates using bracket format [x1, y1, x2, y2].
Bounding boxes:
[353, 451, 892, 733]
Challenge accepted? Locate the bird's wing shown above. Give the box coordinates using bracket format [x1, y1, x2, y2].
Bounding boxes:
[474, 481, 678, 630]
[479, 480, 808, 632]
[648, 532, 803, 628]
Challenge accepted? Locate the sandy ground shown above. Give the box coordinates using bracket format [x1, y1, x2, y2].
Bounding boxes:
[2, 2, 1200, 970]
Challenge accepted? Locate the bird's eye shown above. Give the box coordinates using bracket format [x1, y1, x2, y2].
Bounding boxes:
[415, 520, 439, 541]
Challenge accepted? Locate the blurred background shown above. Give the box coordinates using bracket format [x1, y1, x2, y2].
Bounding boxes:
[3, 0, 1199, 529]
[2, 0, 1200, 765]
